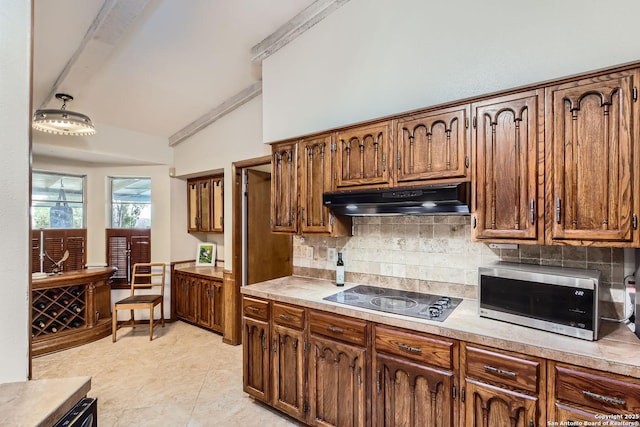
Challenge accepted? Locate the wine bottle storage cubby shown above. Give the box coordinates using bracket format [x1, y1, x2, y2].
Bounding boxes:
[32, 285, 86, 338]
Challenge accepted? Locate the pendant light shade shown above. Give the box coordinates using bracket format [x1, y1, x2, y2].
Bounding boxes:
[32, 93, 96, 136]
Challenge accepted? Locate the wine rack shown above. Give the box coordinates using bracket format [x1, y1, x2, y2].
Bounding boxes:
[32, 285, 86, 338]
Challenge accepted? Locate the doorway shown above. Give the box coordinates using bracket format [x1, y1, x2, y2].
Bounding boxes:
[242, 167, 292, 285]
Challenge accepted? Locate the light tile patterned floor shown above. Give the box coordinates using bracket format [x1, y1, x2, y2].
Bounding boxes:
[32, 321, 300, 427]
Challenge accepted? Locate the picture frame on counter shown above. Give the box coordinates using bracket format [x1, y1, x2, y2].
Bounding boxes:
[196, 243, 216, 266]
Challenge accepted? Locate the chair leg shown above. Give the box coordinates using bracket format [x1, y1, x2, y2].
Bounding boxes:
[161, 300, 165, 327]
[112, 308, 117, 343]
[130, 309, 135, 327]
[149, 305, 154, 340]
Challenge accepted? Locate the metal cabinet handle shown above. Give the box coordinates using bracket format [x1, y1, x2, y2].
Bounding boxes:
[582, 390, 626, 406]
[327, 325, 344, 334]
[247, 306, 260, 312]
[484, 365, 517, 377]
[555, 197, 562, 224]
[398, 343, 422, 354]
[273, 338, 277, 353]
[376, 369, 381, 392]
[261, 334, 266, 351]
[529, 199, 535, 224]
[279, 314, 293, 321]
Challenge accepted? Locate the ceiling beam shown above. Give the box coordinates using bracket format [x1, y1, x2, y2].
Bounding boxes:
[251, 0, 351, 63]
[40, 0, 150, 109]
[168, 82, 263, 147]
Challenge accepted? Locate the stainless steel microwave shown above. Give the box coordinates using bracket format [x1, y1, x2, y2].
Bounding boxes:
[478, 262, 601, 341]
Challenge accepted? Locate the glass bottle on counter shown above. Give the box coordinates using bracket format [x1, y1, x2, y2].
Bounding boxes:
[336, 252, 345, 287]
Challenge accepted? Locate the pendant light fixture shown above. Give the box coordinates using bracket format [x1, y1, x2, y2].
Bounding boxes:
[32, 93, 96, 136]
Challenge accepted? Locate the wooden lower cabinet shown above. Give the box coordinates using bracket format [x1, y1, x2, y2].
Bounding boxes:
[243, 316, 270, 402]
[373, 353, 455, 427]
[463, 379, 539, 427]
[272, 324, 305, 419]
[173, 270, 223, 333]
[242, 296, 640, 427]
[547, 361, 640, 423]
[308, 334, 367, 427]
[174, 272, 196, 322]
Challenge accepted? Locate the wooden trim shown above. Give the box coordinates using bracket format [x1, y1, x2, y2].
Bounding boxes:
[226, 156, 273, 345]
[222, 270, 240, 344]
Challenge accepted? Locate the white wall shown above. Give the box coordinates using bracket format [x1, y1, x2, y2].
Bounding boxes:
[172, 95, 270, 268]
[262, 0, 640, 142]
[0, 0, 31, 383]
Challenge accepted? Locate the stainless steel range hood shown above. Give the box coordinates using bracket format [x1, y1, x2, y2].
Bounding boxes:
[323, 182, 470, 216]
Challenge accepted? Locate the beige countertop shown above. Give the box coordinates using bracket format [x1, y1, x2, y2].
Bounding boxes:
[0, 376, 91, 427]
[174, 265, 224, 280]
[241, 275, 640, 378]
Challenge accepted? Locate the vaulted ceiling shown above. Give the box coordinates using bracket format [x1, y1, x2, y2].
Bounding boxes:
[32, 0, 344, 156]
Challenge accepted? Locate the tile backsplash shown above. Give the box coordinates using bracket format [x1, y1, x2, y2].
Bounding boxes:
[292, 216, 628, 319]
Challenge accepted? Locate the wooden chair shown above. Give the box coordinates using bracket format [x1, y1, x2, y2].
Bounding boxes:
[112, 262, 165, 342]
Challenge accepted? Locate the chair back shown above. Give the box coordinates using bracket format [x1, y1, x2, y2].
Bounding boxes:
[130, 263, 166, 296]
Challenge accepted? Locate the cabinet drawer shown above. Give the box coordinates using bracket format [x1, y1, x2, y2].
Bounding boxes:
[374, 325, 454, 370]
[273, 303, 305, 330]
[554, 363, 640, 414]
[243, 297, 269, 321]
[309, 310, 367, 346]
[464, 344, 541, 394]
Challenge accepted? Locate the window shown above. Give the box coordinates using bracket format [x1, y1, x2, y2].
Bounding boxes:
[106, 228, 151, 287]
[110, 177, 151, 228]
[32, 171, 85, 229]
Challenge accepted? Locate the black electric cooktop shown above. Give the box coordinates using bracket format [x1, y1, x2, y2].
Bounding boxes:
[324, 285, 461, 322]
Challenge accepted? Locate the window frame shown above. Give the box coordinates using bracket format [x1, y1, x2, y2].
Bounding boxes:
[32, 170, 86, 229]
[109, 176, 152, 229]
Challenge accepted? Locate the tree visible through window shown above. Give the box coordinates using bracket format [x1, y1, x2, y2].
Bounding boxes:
[110, 177, 151, 228]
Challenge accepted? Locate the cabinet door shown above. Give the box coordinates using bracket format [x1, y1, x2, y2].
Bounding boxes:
[395, 105, 470, 185]
[462, 379, 538, 427]
[195, 278, 212, 328]
[272, 324, 305, 420]
[271, 142, 298, 233]
[472, 91, 543, 243]
[243, 317, 270, 402]
[211, 280, 223, 332]
[373, 353, 455, 427]
[308, 335, 366, 427]
[299, 135, 333, 234]
[545, 70, 639, 244]
[335, 121, 391, 189]
[212, 177, 224, 232]
[187, 181, 200, 231]
[174, 272, 196, 322]
[199, 179, 212, 231]
[551, 403, 604, 424]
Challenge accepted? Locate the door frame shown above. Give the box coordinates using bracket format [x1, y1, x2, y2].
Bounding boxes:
[229, 155, 271, 344]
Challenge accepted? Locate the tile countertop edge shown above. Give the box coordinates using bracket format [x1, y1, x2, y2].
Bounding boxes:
[241, 276, 640, 378]
[0, 376, 91, 427]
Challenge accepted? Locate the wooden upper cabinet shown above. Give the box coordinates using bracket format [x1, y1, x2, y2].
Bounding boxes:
[545, 70, 639, 245]
[187, 175, 223, 233]
[472, 90, 544, 243]
[395, 105, 470, 185]
[271, 141, 298, 233]
[335, 121, 392, 189]
[298, 135, 333, 233]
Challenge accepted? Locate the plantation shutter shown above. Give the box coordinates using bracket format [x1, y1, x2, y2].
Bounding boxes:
[106, 228, 151, 286]
[31, 229, 87, 274]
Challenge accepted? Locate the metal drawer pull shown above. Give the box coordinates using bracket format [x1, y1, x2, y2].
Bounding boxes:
[247, 306, 260, 312]
[327, 326, 344, 333]
[484, 365, 517, 377]
[398, 343, 422, 353]
[279, 314, 293, 321]
[582, 390, 626, 406]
